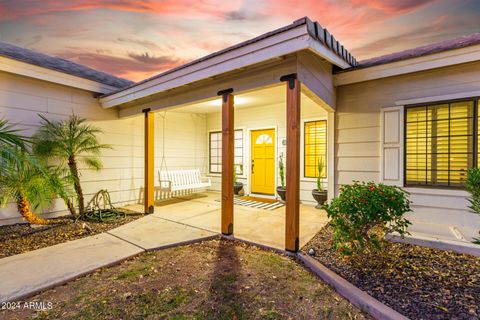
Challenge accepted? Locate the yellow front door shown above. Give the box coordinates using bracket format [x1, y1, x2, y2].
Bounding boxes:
[251, 129, 275, 195]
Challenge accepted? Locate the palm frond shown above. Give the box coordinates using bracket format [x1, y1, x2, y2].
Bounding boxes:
[0, 118, 28, 149]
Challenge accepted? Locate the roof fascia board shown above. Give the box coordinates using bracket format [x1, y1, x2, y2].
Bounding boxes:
[334, 44, 480, 86]
[101, 25, 310, 108]
[0, 56, 118, 94]
[307, 38, 351, 69]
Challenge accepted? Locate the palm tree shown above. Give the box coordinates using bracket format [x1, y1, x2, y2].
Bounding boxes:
[0, 146, 67, 225]
[0, 118, 27, 149]
[33, 114, 110, 216]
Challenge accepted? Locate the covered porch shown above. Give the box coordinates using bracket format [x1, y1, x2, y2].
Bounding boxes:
[99, 18, 353, 252]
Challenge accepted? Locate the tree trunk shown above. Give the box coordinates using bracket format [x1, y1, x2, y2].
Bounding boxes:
[66, 198, 77, 217]
[16, 196, 50, 225]
[68, 156, 85, 216]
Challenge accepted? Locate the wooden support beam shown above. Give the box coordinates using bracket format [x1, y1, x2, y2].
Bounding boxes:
[218, 88, 234, 235]
[143, 108, 155, 214]
[281, 74, 301, 252]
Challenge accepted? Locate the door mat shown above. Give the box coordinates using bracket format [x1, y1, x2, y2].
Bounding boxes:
[234, 196, 284, 210]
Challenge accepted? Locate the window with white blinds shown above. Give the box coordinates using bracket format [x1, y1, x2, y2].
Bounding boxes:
[405, 99, 477, 187]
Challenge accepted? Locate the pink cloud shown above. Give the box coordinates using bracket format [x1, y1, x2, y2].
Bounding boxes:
[0, 0, 243, 21]
[58, 50, 185, 81]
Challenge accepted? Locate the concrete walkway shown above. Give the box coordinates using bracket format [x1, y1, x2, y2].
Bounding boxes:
[126, 192, 329, 250]
[0, 215, 217, 303]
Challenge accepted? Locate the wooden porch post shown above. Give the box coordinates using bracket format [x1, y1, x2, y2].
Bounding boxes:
[143, 108, 155, 214]
[218, 88, 234, 235]
[281, 74, 301, 252]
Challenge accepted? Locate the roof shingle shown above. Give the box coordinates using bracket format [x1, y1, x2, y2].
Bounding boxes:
[0, 41, 133, 89]
[357, 33, 480, 69]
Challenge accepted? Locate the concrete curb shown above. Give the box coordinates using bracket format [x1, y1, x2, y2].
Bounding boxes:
[298, 253, 409, 320]
[143, 234, 220, 251]
[386, 233, 480, 257]
[220, 235, 296, 257]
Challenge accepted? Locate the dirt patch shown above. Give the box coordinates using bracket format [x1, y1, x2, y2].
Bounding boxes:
[0, 208, 143, 258]
[303, 225, 480, 320]
[1, 239, 369, 320]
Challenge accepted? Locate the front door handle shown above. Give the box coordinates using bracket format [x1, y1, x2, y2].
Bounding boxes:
[251, 159, 254, 174]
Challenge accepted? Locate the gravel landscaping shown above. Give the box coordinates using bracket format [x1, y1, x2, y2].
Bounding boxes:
[303, 225, 480, 320]
[1, 239, 369, 320]
[0, 208, 143, 258]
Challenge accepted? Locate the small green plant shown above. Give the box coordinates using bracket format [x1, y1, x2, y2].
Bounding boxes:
[316, 158, 325, 191]
[278, 153, 285, 188]
[322, 181, 411, 255]
[466, 168, 480, 244]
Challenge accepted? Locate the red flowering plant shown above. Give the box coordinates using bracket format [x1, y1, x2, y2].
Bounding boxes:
[322, 181, 411, 255]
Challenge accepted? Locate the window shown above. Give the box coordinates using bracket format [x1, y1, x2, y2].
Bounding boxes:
[405, 99, 477, 187]
[209, 129, 244, 174]
[304, 120, 327, 178]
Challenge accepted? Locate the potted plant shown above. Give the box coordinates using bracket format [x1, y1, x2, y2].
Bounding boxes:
[312, 158, 327, 208]
[233, 165, 244, 196]
[276, 153, 286, 201]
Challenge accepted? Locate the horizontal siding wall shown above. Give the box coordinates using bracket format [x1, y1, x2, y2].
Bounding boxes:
[336, 61, 480, 232]
[205, 94, 328, 204]
[0, 71, 206, 225]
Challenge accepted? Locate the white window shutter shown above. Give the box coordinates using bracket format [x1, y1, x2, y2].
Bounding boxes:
[380, 106, 404, 186]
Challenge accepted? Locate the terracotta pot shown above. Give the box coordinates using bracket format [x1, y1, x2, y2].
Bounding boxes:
[234, 182, 244, 195]
[276, 186, 286, 201]
[312, 189, 328, 208]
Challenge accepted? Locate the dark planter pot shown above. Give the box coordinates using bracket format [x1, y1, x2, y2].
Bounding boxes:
[312, 189, 328, 209]
[276, 186, 286, 202]
[234, 182, 244, 195]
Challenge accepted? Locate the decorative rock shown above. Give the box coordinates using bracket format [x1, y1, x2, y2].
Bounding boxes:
[308, 248, 316, 256]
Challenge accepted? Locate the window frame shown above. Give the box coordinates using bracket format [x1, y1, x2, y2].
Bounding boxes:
[403, 97, 479, 189]
[208, 129, 244, 175]
[303, 119, 327, 179]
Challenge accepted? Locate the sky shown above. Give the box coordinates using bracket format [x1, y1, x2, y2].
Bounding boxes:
[0, 0, 479, 82]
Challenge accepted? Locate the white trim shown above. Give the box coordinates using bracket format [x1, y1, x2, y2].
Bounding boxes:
[396, 90, 480, 106]
[0, 56, 118, 94]
[247, 126, 278, 196]
[334, 44, 480, 86]
[327, 112, 335, 200]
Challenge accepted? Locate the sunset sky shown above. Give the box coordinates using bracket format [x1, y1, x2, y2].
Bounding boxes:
[0, 0, 478, 82]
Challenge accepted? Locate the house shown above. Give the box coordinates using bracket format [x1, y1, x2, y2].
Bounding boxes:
[0, 17, 479, 252]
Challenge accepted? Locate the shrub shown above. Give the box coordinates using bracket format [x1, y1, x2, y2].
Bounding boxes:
[322, 181, 411, 255]
[466, 168, 480, 244]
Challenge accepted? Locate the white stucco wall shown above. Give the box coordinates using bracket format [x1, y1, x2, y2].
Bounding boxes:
[0, 71, 206, 225]
[335, 61, 480, 239]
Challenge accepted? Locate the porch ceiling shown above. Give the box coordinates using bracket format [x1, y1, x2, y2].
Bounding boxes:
[169, 84, 326, 115]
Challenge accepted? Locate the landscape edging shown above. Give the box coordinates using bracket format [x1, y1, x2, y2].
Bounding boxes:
[297, 253, 409, 320]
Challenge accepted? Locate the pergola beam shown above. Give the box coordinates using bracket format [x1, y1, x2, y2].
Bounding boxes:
[281, 74, 301, 252]
[143, 108, 155, 214]
[219, 88, 235, 235]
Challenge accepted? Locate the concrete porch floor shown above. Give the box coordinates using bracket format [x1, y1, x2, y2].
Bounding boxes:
[125, 191, 328, 250]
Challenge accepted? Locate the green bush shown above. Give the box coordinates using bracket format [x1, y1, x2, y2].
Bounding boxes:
[322, 181, 411, 255]
[466, 168, 480, 244]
